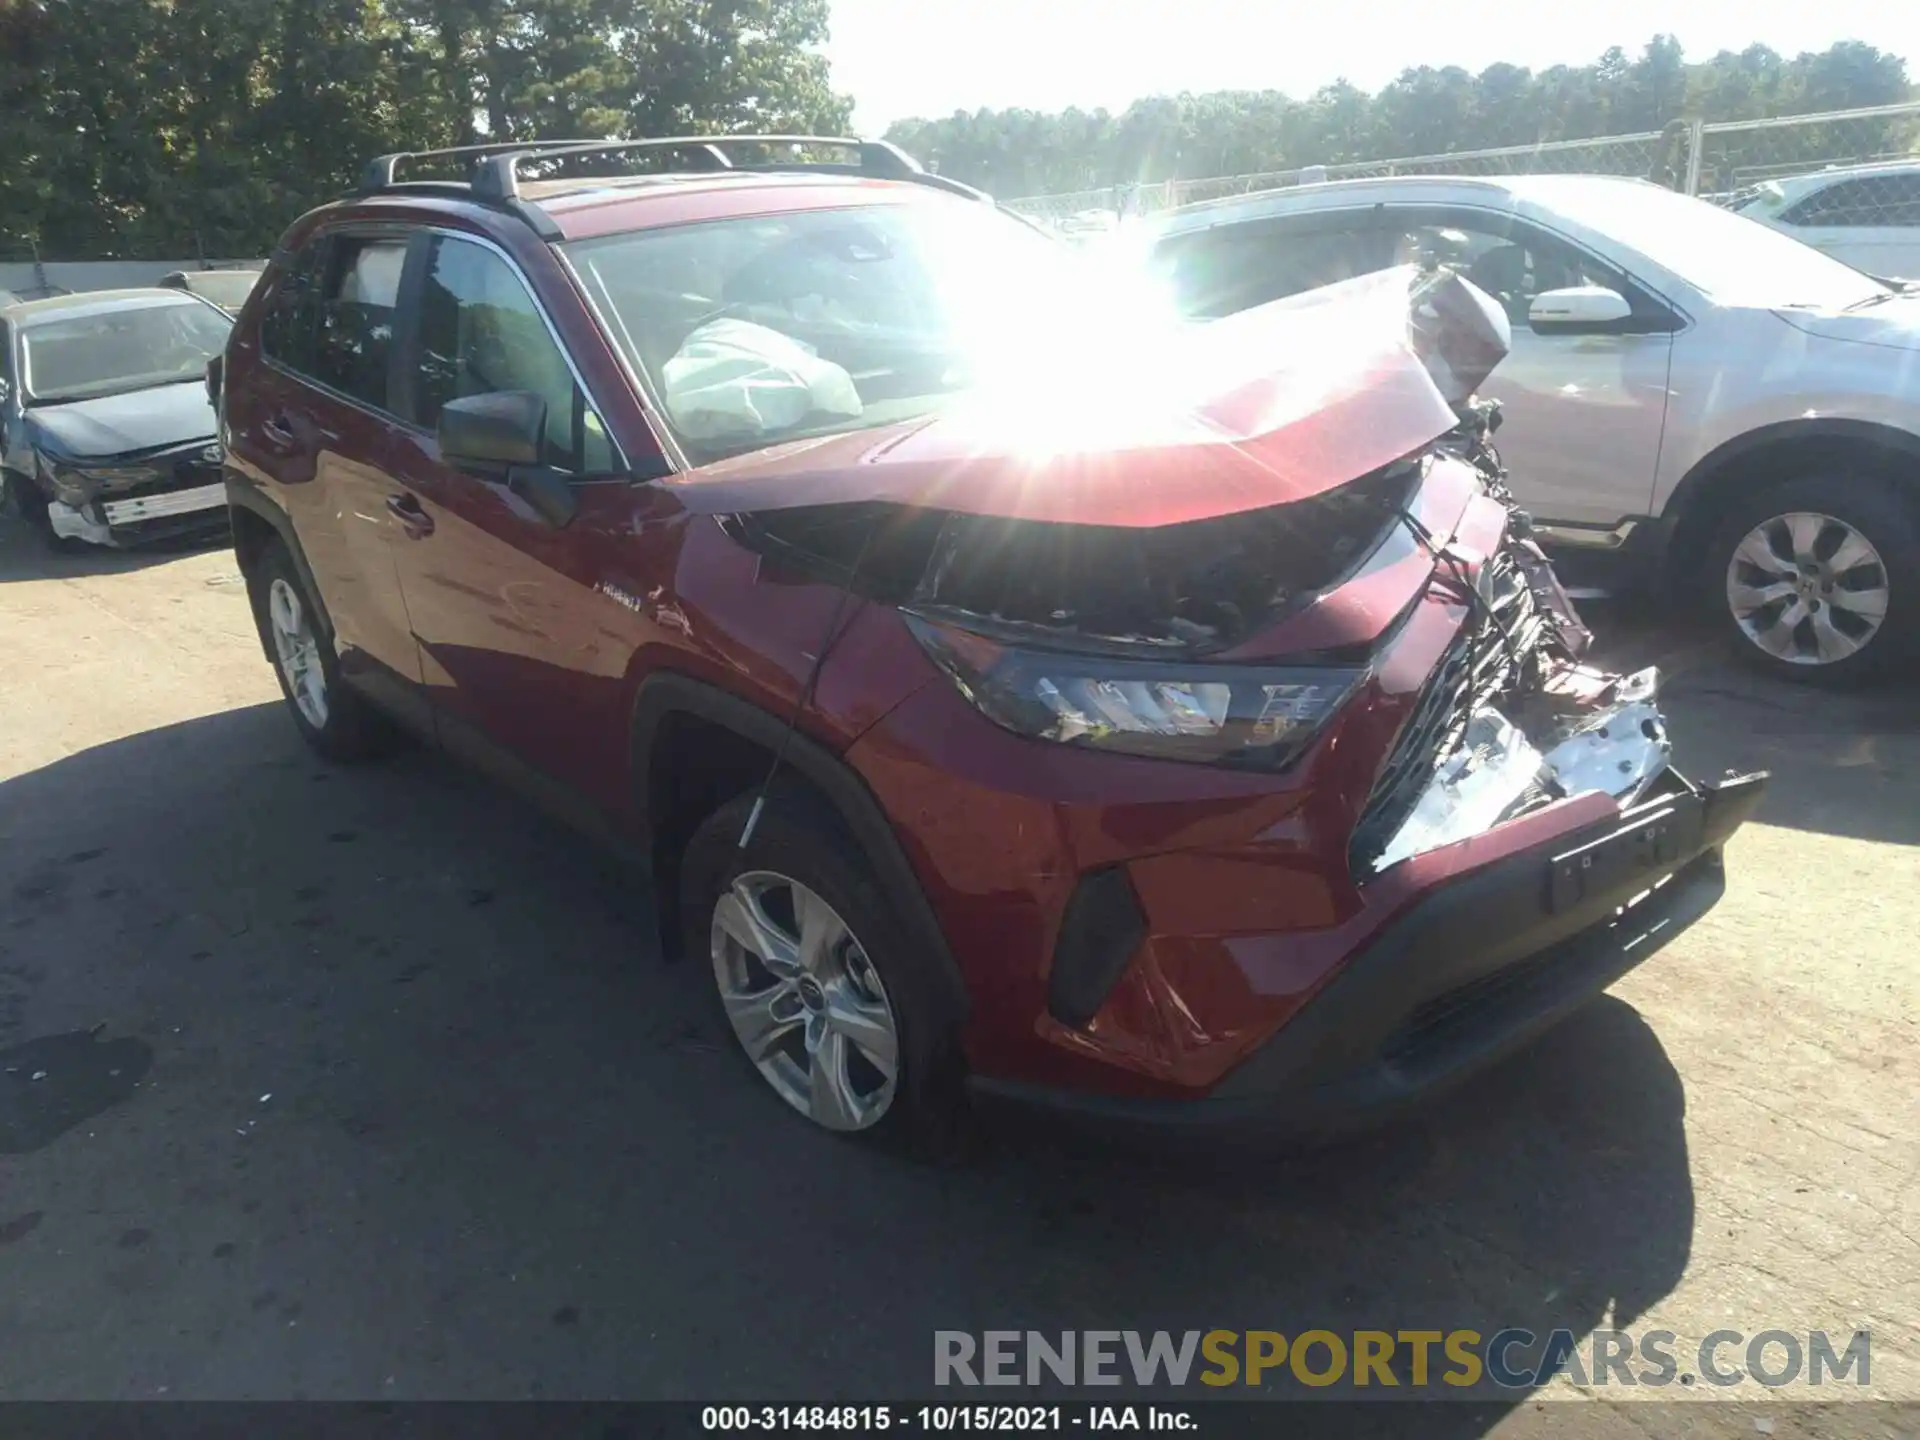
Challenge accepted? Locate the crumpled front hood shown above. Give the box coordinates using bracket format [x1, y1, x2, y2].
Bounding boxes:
[24, 381, 216, 461]
[1771, 295, 1920, 357]
[666, 266, 1508, 528]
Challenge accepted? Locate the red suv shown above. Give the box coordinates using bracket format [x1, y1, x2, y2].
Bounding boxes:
[216, 136, 1764, 1148]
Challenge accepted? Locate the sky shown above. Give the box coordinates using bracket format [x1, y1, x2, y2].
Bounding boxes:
[829, 0, 1920, 133]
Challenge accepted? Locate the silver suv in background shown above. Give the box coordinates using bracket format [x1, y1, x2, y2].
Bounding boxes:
[1732, 161, 1920, 282]
[1143, 175, 1920, 686]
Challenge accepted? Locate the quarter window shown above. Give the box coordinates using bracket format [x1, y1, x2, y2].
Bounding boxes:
[413, 235, 614, 473]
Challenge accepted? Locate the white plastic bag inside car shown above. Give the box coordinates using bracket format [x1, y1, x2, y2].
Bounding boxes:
[660, 318, 863, 443]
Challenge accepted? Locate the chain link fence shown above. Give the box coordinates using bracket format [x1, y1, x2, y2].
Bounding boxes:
[1006, 100, 1920, 231]
[1693, 101, 1920, 215]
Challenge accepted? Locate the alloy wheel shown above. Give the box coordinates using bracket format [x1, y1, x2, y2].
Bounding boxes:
[1725, 510, 1889, 666]
[710, 871, 900, 1131]
[267, 576, 330, 728]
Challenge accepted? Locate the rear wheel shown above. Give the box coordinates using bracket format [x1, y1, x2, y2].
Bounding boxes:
[246, 538, 390, 760]
[1707, 476, 1917, 686]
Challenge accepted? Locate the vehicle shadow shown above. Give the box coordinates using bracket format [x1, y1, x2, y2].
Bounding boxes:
[1585, 598, 1920, 848]
[0, 517, 231, 583]
[0, 701, 1694, 1420]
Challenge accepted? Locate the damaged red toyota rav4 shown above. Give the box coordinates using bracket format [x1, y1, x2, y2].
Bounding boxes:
[215, 136, 1765, 1147]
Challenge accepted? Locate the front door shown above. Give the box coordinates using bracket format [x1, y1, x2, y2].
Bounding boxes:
[380, 230, 656, 805]
[1379, 207, 1679, 527]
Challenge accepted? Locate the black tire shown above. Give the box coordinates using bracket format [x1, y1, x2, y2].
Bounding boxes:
[1705, 474, 1919, 688]
[246, 537, 392, 761]
[4, 470, 80, 552]
[680, 785, 966, 1153]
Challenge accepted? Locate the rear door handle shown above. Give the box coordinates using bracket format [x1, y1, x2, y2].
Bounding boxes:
[261, 414, 297, 449]
[386, 492, 435, 539]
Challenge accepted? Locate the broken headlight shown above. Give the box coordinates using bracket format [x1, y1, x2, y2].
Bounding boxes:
[906, 614, 1364, 768]
[40, 456, 162, 506]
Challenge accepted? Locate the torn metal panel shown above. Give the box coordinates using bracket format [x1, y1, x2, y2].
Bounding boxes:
[1370, 665, 1675, 874]
[46, 500, 113, 546]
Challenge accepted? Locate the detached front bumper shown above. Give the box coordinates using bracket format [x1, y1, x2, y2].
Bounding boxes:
[48, 484, 229, 547]
[970, 765, 1767, 1147]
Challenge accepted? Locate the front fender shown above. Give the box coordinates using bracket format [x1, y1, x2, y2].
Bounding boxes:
[1655, 316, 1920, 512]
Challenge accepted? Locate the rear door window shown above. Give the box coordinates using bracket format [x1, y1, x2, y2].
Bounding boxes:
[309, 236, 408, 411]
[1154, 212, 1394, 319]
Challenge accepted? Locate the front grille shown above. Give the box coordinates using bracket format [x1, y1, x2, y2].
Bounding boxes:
[80, 452, 221, 503]
[1347, 544, 1545, 875]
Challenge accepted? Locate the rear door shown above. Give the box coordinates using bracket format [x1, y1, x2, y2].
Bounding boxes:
[231, 229, 428, 724]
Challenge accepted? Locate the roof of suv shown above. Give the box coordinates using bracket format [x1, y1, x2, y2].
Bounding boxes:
[529, 171, 959, 238]
[336, 135, 994, 244]
[1760, 158, 1920, 198]
[1151, 172, 1670, 236]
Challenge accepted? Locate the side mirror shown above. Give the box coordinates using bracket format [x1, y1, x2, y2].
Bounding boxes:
[1529, 286, 1632, 334]
[438, 390, 546, 469]
[205, 353, 224, 409]
[438, 390, 576, 528]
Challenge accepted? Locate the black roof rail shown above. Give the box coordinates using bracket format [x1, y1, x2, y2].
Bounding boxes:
[465, 134, 989, 203]
[350, 135, 991, 228]
[356, 142, 546, 194]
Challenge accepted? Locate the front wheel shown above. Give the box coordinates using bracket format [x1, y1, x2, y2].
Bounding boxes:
[1708, 476, 1918, 686]
[4, 470, 79, 552]
[680, 787, 964, 1150]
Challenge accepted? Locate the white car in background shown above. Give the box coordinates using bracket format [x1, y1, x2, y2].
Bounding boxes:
[1732, 161, 1920, 282]
[1144, 174, 1920, 686]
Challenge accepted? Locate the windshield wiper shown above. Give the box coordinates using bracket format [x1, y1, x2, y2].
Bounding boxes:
[1844, 289, 1905, 311]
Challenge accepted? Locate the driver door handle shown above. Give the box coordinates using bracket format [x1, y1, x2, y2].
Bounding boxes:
[386, 492, 435, 539]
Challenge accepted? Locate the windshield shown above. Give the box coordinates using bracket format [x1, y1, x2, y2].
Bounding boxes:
[20, 298, 233, 404]
[565, 201, 1150, 462]
[1544, 181, 1887, 309]
[167, 271, 262, 311]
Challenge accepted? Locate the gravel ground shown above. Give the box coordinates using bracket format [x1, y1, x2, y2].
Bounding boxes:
[0, 522, 1915, 1437]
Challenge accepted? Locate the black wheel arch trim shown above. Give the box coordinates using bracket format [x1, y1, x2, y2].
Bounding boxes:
[1665, 417, 1920, 524]
[224, 475, 334, 638]
[628, 671, 971, 1019]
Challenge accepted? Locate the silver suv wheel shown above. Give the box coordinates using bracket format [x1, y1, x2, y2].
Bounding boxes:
[1725, 510, 1889, 666]
[267, 576, 330, 728]
[710, 870, 901, 1131]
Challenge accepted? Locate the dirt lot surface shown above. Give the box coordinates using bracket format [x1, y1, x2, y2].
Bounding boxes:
[1, 523, 1916, 1437]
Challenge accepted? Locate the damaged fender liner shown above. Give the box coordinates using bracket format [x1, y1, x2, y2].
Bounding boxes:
[971, 768, 1769, 1147]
